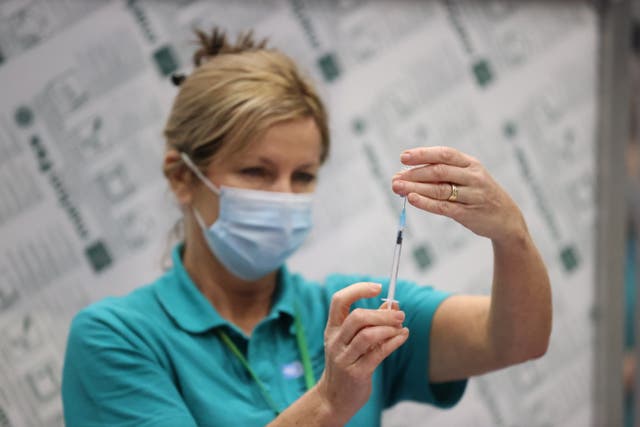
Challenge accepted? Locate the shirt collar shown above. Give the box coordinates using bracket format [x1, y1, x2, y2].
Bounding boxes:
[271, 265, 297, 322]
[154, 243, 297, 334]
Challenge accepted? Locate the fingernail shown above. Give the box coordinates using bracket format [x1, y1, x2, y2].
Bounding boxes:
[372, 282, 382, 289]
[401, 152, 411, 161]
[394, 311, 405, 321]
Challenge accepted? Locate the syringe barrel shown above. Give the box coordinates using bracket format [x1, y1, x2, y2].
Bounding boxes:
[385, 237, 403, 308]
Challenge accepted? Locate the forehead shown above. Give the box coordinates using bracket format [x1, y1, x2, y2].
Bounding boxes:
[235, 117, 322, 163]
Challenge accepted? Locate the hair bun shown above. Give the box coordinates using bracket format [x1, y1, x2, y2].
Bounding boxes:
[193, 27, 269, 67]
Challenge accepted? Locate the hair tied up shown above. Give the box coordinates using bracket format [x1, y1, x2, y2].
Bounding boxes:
[193, 27, 268, 67]
[171, 72, 186, 86]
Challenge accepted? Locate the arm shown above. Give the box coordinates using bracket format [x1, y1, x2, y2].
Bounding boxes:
[429, 229, 551, 382]
[392, 146, 552, 383]
[265, 385, 335, 427]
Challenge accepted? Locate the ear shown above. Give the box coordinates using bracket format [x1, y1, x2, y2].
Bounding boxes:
[164, 149, 194, 206]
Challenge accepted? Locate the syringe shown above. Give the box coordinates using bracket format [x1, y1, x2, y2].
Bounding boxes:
[382, 197, 407, 310]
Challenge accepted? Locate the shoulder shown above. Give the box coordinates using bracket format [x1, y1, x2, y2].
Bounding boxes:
[72, 285, 154, 328]
[67, 273, 173, 353]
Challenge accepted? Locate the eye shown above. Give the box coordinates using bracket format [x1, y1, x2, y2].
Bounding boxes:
[294, 171, 316, 183]
[240, 167, 267, 178]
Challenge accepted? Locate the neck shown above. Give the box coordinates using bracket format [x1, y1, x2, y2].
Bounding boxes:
[182, 221, 278, 336]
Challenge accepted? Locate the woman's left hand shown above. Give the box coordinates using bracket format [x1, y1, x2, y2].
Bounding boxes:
[391, 146, 526, 243]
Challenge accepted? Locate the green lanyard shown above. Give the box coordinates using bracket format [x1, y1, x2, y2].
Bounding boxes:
[216, 304, 316, 416]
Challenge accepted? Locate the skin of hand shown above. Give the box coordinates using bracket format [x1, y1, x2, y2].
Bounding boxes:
[624, 351, 636, 394]
[315, 282, 409, 425]
[267, 284, 407, 427]
[391, 146, 526, 243]
[390, 146, 551, 382]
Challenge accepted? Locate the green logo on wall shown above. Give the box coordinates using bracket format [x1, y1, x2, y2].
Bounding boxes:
[560, 245, 579, 272]
[472, 60, 494, 87]
[85, 240, 113, 273]
[352, 118, 366, 135]
[503, 121, 517, 139]
[318, 53, 341, 82]
[413, 244, 434, 271]
[153, 45, 179, 77]
[15, 106, 34, 128]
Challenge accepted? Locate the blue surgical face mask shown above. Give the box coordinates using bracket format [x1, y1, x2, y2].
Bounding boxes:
[181, 153, 313, 281]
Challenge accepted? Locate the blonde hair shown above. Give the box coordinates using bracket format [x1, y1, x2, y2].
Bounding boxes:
[163, 28, 329, 177]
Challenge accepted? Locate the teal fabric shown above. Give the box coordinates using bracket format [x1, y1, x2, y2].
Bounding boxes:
[62, 244, 466, 427]
[625, 232, 637, 427]
[625, 232, 637, 350]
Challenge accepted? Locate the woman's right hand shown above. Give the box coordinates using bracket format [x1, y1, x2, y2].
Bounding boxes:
[316, 282, 409, 425]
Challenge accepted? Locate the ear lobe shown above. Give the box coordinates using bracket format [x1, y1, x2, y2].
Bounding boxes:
[164, 149, 194, 205]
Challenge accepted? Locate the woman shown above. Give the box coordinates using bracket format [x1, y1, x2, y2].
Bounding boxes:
[62, 28, 552, 427]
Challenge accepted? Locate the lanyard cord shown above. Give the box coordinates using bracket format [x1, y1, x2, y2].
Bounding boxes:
[217, 329, 282, 416]
[216, 303, 316, 416]
[293, 305, 315, 391]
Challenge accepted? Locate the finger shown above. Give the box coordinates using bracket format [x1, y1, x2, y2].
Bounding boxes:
[393, 181, 468, 203]
[338, 308, 405, 345]
[400, 146, 473, 168]
[327, 282, 382, 328]
[355, 328, 410, 374]
[407, 192, 464, 219]
[392, 166, 414, 181]
[379, 301, 400, 310]
[395, 164, 471, 186]
[342, 326, 406, 365]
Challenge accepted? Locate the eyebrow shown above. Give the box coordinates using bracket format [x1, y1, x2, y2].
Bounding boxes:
[256, 156, 319, 169]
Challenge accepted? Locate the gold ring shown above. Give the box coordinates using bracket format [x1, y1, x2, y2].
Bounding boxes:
[448, 183, 458, 202]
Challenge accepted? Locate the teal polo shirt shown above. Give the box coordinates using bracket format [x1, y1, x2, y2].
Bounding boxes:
[62, 244, 466, 426]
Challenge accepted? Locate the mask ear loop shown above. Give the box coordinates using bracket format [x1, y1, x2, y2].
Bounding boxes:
[180, 152, 221, 230]
[180, 152, 221, 195]
[192, 208, 209, 231]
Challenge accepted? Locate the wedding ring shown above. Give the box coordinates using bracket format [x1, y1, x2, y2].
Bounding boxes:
[448, 183, 458, 202]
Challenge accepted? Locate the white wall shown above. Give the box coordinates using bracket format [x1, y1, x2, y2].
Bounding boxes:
[0, 1, 597, 426]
